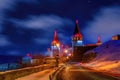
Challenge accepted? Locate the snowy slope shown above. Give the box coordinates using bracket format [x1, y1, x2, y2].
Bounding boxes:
[83, 40, 120, 74]
[93, 40, 120, 61]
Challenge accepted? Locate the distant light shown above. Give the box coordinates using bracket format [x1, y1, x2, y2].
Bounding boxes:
[56, 43, 60, 47]
[64, 49, 68, 53]
[77, 40, 82, 43]
[68, 54, 71, 56]
[66, 56, 69, 59]
[26, 53, 31, 58]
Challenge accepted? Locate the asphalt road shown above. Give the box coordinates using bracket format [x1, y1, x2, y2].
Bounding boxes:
[56, 63, 120, 80]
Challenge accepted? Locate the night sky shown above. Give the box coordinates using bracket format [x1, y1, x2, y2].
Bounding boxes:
[0, 0, 120, 56]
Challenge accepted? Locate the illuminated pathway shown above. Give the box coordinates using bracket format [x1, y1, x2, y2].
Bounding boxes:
[16, 69, 54, 80]
[56, 63, 120, 80]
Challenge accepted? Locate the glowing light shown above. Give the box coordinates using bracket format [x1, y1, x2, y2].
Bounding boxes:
[96, 61, 120, 70]
[64, 49, 68, 53]
[26, 53, 32, 58]
[68, 54, 71, 56]
[66, 56, 69, 59]
[65, 66, 70, 71]
[77, 40, 82, 43]
[56, 43, 60, 47]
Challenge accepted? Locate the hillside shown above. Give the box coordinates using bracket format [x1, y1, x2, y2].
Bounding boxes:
[83, 40, 120, 75]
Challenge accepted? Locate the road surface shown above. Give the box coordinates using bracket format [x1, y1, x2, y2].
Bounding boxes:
[56, 63, 120, 80]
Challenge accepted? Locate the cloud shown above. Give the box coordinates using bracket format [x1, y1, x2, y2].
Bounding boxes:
[0, 35, 11, 46]
[0, 0, 16, 29]
[7, 50, 21, 55]
[34, 38, 50, 45]
[0, 0, 17, 16]
[0, 0, 39, 31]
[0, 0, 37, 11]
[58, 33, 71, 44]
[10, 14, 73, 30]
[33, 30, 71, 45]
[10, 14, 73, 47]
[19, 0, 39, 4]
[0, 0, 16, 11]
[83, 6, 120, 43]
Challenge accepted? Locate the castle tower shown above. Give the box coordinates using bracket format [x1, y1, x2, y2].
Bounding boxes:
[51, 31, 60, 57]
[72, 20, 83, 47]
[96, 36, 101, 45]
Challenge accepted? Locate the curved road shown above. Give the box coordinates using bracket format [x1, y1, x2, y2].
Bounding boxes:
[56, 63, 120, 80]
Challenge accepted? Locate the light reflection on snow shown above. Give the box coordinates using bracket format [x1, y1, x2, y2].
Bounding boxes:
[83, 60, 120, 74]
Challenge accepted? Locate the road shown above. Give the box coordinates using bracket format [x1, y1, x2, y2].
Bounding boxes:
[56, 63, 120, 80]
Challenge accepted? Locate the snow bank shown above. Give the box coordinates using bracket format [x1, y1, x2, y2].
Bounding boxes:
[83, 40, 120, 75]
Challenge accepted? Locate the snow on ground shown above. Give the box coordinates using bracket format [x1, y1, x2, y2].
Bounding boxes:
[16, 69, 55, 80]
[83, 40, 120, 75]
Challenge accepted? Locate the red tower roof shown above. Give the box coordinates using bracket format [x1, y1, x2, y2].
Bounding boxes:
[97, 35, 101, 44]
[51, 31, 60, 45]
[73, 20, 82, 38]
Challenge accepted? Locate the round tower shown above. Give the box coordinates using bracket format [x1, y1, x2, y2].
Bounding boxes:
[51, 31, 60, 57]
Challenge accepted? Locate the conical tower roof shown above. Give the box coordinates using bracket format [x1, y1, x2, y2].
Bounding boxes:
[53, 30, 58, 41]
[73, 20, 82, 37]
[97, 35, 101, 45]
[51, 31, 60, 45]
[73, 20, 80, 35]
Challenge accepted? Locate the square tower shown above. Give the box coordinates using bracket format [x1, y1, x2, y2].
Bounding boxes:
[72, 20, 83, 47]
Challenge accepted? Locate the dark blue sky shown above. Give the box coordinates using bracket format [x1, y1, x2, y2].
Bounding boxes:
[0, 0, 120, 56]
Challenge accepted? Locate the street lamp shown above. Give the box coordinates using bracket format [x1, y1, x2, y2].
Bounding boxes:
[66, 56, 69, 59]
[64, 49, 68, 53]
[68, 53, 71, 57]
[56, 43, 60, 47]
